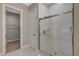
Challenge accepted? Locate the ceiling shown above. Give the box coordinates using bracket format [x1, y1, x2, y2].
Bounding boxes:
[23, 3, 32, 6]
[22, 3, 55, 7]
[44, 3, 55, 7]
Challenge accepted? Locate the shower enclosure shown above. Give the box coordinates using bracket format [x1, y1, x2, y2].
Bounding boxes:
[39, 3, 73, 56]
[40, 18, 52, 55]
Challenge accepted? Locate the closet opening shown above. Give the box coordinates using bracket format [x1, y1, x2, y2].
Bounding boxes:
[6, 11, 20, 53]
[2, 4, 22, 53]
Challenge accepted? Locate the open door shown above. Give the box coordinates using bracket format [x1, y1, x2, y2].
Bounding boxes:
[28, 7, 39, 50]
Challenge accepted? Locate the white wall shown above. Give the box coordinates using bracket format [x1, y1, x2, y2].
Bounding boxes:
[38, 3, 72, 18]
[49, 3, 72, 15]
[38, 4, 49, 18]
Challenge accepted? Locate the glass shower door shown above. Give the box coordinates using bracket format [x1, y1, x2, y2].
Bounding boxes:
[51, 12, 73, 56]
[40, 18, 52, 55]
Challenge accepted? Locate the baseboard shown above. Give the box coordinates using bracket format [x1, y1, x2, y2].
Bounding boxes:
[6, 39, 20, 43]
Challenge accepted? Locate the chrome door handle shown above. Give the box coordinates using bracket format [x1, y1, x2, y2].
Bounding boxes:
[69, 26, 73, 32]
[33, 34, 36, 36]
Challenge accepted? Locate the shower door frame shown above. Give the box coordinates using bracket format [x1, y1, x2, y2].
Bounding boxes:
[2, 4, 23, 54]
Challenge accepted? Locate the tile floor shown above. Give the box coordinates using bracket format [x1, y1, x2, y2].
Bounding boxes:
[0, 46, 50, 56]
[6, 40, 20, 53]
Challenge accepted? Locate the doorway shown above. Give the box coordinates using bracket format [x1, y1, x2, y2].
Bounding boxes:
[6, 11, 20, 53]
[2, 4, 22, 54]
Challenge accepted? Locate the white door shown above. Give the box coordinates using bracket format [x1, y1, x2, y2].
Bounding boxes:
[29, 8, 38, 50]
[40, 18, 52, 55]
[52, 13, 73, 56]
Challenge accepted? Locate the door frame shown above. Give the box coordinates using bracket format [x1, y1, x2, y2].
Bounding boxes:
[2, 4, 23, 54]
